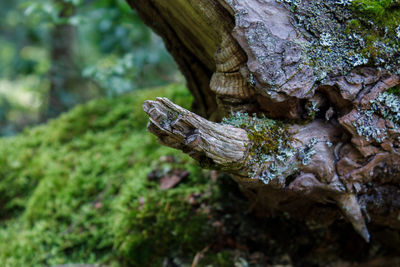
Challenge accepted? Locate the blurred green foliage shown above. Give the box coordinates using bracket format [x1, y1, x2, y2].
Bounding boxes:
[0, 0, 179, 135]
[0, 84, 219, 266]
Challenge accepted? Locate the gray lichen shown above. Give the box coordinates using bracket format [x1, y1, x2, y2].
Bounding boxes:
[221, 112, 321, 184]
[306, 100, 320, 119]
[222, 112, 296, 183]
[352, 92, 400, 143]
[277, 0, 400, 79]
[371, 92, 400, 126]
[297, 137, 318, 166]
[352, 109, 387, 143]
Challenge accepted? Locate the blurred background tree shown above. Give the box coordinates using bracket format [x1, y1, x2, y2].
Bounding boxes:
[0, 0, 180, 136]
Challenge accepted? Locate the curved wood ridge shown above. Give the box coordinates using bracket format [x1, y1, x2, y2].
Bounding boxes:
[127, 0, 235, 118]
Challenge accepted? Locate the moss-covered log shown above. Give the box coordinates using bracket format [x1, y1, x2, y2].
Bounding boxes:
[131, 0, 400, 248]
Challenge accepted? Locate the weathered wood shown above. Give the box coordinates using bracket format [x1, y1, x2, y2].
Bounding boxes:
[132, 0, 400, 244]
[143, 97, 249, 174]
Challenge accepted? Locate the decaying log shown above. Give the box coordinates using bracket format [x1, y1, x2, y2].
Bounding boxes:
[143, 94, 400, 242]
[133, 0, 400, 243]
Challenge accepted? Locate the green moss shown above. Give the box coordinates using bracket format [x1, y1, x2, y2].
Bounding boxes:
[351, 0, 398, 23]
[222, 113, 296, 183]
[346, 0, 400, 67]
[0, 84, 221, 266]
[114, 187, 213, 266]
[222, 112, 292, 162]
[201, 251, 235, 266]
[387, 84, 400, 95]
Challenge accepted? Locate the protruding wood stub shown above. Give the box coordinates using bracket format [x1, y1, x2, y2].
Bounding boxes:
[143, 98, 250, 174]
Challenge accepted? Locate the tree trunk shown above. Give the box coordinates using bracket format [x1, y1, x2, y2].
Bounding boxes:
[45, 1, 94, 119]
[128, 0, 400, 258]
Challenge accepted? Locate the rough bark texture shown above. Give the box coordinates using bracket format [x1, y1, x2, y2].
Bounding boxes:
[130, 0, 400, 260]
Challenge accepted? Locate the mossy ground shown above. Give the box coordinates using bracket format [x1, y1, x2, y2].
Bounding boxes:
[0, 84, 226, 266]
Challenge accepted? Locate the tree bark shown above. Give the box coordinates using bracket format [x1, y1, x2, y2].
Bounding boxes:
[129, 0, 400, 249]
